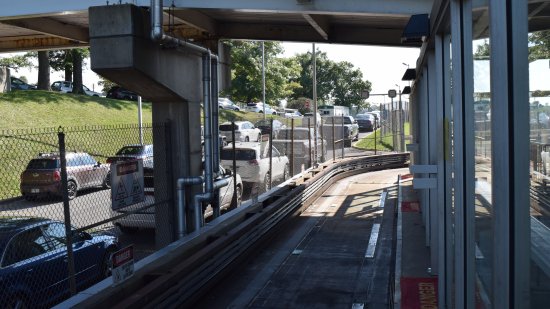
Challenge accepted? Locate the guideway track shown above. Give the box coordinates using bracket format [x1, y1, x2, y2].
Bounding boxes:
[62, 153, 409, 308]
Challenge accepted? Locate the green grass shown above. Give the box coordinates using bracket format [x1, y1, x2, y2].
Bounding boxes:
[355, 122, 410, 152]
[0, 91, 288, 199]
[0, 90, 153, 129]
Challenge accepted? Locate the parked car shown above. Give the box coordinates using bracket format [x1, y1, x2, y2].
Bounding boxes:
[10, 77, 36, 90]
[284, 111, 303, 119]
[219, 121, 262, 142]
[20, 152, 110, 200]
[112, 165, 243, 231]
[356, 113, 375, 132]
[51, 81, 104, 97]
[245, 102, 278, 114]
[218, 98, 241, 111]
[106, 86, 138, 101]
[323, 115, 359, 145]
[106, 144, 154, 169]
[255, 119, 286, 139]
[221, 142, 289, 192]
[0, 217, 118, 308]
[272, 127, 327, 163]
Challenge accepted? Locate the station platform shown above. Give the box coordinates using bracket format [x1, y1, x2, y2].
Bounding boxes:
[396, 177, 437, 309]
[187, 167, 436, 309]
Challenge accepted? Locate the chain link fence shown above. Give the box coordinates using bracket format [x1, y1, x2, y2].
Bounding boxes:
[0, 123, 170, 308]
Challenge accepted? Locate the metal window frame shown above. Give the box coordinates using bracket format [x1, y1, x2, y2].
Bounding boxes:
[488, 0, 530, 307]
[450, 0, 476, 307]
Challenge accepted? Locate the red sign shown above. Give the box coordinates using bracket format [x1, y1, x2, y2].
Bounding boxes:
[112, 246, 134, 267]
[401, 277, 438, 309]
[402, 201, 420, 212]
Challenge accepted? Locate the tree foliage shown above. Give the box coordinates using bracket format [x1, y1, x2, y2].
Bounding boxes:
[0, 54, 33, 71]
[291, 50, 371, 108]
[529, 30, 550, 61]
[223, 41, 301, 106]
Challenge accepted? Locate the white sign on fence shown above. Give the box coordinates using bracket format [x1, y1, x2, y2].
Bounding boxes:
[111, 245, 134, 286]
[111, 159, 144, 210]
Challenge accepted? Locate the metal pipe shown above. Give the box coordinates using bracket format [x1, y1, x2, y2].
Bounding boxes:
[193, 177, 230, 231]
[151, 0, 217, 59]
[176, 176, 203, 238]
[202, 53, 214, 197]
[211, 57, 221, 217]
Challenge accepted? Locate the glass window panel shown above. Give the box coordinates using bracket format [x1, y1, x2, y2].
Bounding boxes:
[528, 28, 550, 307]
[472, 1, 492, 307]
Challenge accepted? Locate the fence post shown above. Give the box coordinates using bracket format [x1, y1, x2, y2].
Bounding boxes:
[269, 119, 273, 189]
[375, 118, 378, 155]
[308, 117, 312, 168]
[320, 117, 325, 162]
[58, 129, 77, 296]
[332, 117, 336, 161]
[290, 118, 294, 175]
[341, 114, 344, 159]
[232, 121, 237, 206]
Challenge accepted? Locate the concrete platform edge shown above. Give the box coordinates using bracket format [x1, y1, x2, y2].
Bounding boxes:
[393, 174, 403, 309]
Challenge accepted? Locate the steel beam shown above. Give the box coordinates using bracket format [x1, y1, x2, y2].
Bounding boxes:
[302, 14, 329, 40]
[173, 0, 432, 16]
[0, 36, 86, 52]
[1, 17, 88, 42]
[171, 9, 218, 34]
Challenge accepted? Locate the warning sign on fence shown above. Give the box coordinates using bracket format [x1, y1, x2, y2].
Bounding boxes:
[111, 159, 144, 210]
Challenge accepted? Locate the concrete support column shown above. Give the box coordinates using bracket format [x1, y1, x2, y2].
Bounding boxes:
[89, 4, 205, 247]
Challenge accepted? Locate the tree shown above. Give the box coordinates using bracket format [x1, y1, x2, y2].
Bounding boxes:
[474, 39, 490, 59]
[223, 41, 301, 105]
[290, 51, 334, 102]
[0, 54, 33, 72]
[287, 97, 312, 114]
[49, 50, 73, 82]
[37, 51, 51, 90]
[98, 76, 117, 93]
[291, 51, 371, 108]
[72, 49, 84, 94]
[529, 30, 550, 61]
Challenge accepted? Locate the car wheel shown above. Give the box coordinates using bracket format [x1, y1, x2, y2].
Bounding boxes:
[259, 110, 264, 113]
[103, 172, 111, 189]
[7, 295, 28, 309]
[67, 180, 78, 200]
[100, 247, 117, 279]
[272, 112, 277, 115]
[257, 134, 262, 142]
[23, 194, 36, 201]
[245, 136, 250, 142]
[262, 172, 271, 193]
[230, 185, 242, 210]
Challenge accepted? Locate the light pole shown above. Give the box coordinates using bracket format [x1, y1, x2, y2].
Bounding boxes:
[396, 84, 403, 152]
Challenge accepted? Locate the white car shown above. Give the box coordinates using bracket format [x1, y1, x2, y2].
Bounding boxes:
[219, 121, 262, 142]
[51, 80, 104, 97]
[221, 142, 290, 192]
[245, 102, 278, 114]
[219, 98, 241, 111]
[111, 165, 243, 231]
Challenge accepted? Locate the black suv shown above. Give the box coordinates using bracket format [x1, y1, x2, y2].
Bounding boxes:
[106, 86, 138, 101]
[20, 152, 110, 200]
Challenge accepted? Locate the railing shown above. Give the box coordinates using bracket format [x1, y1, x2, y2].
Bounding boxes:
[58, 152, 410, 308]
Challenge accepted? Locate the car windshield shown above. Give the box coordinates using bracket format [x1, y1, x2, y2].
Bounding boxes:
[221, 149, 257, 161]
[356, 114, 369, 119]
[116, 146, 143, 156]
[220, 124, 238, 131]
[330, 117, 352, 124]
[27, 159, 58, 169]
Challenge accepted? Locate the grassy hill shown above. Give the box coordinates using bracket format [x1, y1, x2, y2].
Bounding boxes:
[0, 90, 153, 129]
[0, 90, 276, 130]
[0, 91, 282, 199]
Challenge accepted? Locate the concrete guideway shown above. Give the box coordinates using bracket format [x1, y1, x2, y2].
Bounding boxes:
[192, 168, 406, 308]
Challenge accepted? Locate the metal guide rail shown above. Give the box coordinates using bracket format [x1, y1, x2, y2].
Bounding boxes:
[60, 153, 409, 309]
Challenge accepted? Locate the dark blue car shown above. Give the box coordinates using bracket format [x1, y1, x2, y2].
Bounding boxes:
[0, 217, 118, 308]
